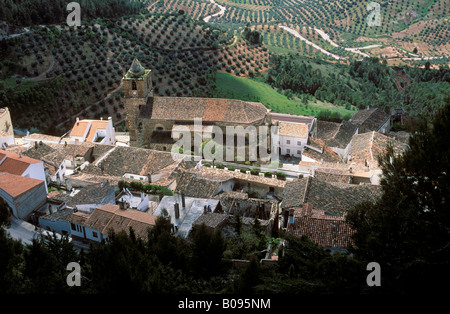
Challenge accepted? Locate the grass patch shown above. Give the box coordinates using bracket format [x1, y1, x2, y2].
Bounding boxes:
[214, 71, 356, 118]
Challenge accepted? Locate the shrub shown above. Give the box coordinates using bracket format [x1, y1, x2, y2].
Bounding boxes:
[250, 169, 260, 176]
[216, 164, 225, 169]
[264, 171, 272, 177]
[203, 163, 211, 167]
[227, 166, 235, 171]
[240, 168, 247, 173]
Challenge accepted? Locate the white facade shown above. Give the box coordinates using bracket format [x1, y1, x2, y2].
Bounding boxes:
[70, 221, 104, 242]
[69, 117, 116, 145]
[279, 135, 308, 158]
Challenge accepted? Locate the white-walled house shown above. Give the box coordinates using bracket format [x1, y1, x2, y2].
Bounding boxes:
[68, 203, 157, 242]
[0, 172, 47, 220]
[0, 149, 48, 193]
[277, 121, 309, 158]
[69, 117, 116, 145]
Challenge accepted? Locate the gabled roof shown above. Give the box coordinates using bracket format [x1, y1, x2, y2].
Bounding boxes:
[287, 204, 353, 249]
[271, 113, 315, 130]
[349, 131, 408, 168]
[96, 146, 176, 176]
[143, 97, 268, 124]
[0, 172, 44, 199]
[0, 149, 42, 175]
[69, 203, 157, 240]
[316, 121, 358, 149]
[350, 107, 390, 132]
[282, 177, 381, 215]
[278, 121, 308, 138]
[69, 119, 110, 142]
[303, 138, 343, 163]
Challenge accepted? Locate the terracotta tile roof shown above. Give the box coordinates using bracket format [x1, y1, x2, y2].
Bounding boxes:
[271, 113, 315, 130]
[94, 146, 177, 177]
[194, 212, 228, 229]
[303, 138, 343, 163]
[316, 121, 358, 149]
[144, 97, 268, 124]
[69, 121, 90, 137]
[314, 168, 352, 184]
[281, 177, 309, 208]
[85, 120, 109, 142]
[69, 203, 157, 240]
[0, 149, 42, 175]
[350, 108, 390, 132]
[193, 166, 287, 188]
[349, 131, 408, 168]
[287, 204, 354, 249]
[175, 171, 224, 199]
[70, 119, 109, 142]
[278, 121, 308, 138]
[0, 172, 44, 199]
[282, 177, 381, 215]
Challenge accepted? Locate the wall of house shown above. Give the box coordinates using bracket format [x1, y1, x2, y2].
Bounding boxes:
[39, 218, 71, 235]
[0, 182, 47, 220]
[70, 222, 104, 242]
[0, 135, 14, 147]
[23, 162, 48, 193]
[279, 135, 307, 157]
[104, 118, 116, 145]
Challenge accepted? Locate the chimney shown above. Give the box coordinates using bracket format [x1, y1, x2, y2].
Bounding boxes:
[108, 116, 112, 120]
[76, 117, 80, 125]
[181, 192, 186, 209]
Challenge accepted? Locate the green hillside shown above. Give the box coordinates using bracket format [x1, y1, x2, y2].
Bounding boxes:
[214, 71, 356, 119]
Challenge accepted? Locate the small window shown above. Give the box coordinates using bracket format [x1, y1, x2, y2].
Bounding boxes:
[130, 176, 134, 179]
[297, 141, 301, 146]
[297, 150, 301, 155]
[71, 223, 76, 231]
[286, 140, 290, 144]
[287, 149, 290, 154]
[92, 232, 98, 238]
[132, 81, 137, 90]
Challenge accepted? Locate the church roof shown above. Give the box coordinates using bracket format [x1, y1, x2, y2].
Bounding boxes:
[143, 97, 268, 124]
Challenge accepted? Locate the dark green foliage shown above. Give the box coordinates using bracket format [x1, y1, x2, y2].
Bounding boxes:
[346, 97, 450, 293]
[268, 54, 449, 118]
[242, 26, 263, 45]
[190, 223, 228, 278]
[0, 0, 146, 26]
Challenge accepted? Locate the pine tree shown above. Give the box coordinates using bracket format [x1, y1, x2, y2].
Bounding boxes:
[346, 97, 450, 293]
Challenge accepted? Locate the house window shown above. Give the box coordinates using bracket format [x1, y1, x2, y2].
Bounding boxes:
[297, 150, 301, 155]
[71, 223, 76, 231]
[287, 149, 290, 154]
[132, 81, 137, 90]
[130, 176, 134, 179]
[92, 231, 98, 238]
[286, 140, 290, 144]
[297, 141, 301, 146]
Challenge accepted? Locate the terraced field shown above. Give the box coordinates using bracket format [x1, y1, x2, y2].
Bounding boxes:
[0, 10, 270, 133]
[149, 0, 450, 64]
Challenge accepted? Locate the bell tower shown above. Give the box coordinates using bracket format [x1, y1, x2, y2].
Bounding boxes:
[123, 58, 153, 144]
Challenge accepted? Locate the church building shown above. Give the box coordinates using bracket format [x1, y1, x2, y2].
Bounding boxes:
[123, 58, 273, 158]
